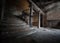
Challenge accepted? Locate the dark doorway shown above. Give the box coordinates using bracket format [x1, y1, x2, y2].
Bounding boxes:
[40, 14, 43, 27]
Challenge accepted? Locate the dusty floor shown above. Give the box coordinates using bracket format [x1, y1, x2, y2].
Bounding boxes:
[1, 15, 60, 43]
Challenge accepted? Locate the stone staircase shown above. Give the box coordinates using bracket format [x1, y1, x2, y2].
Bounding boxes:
[1, 15, 36, 38]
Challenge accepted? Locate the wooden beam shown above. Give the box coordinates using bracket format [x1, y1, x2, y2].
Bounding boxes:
[29, 0, 45, 15]
[29, 0, 48, 27]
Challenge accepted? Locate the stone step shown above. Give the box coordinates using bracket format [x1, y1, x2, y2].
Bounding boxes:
[1, 28, 34, 33]
[1, 28, 36, 38]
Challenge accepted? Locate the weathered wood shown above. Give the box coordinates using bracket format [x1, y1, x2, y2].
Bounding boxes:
[29, 0, 47, 27]
[29, 3, 33, 27]
[29, 0, 45, 15]
[38, 11, 41, 28]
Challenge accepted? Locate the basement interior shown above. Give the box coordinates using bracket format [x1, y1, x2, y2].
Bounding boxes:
[1, 0, 60, 43]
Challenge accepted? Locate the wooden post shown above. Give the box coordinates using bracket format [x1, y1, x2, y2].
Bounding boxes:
[38, 11, 41, 28]
[29, 3, 33, 27]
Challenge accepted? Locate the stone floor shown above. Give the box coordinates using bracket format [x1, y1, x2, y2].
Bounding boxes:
[1, 27, 60, 43]
[1, 15, 60, 43]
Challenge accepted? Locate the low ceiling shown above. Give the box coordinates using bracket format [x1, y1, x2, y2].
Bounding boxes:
[32, 0, 60, 20]
[32, 0, 60, 9]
